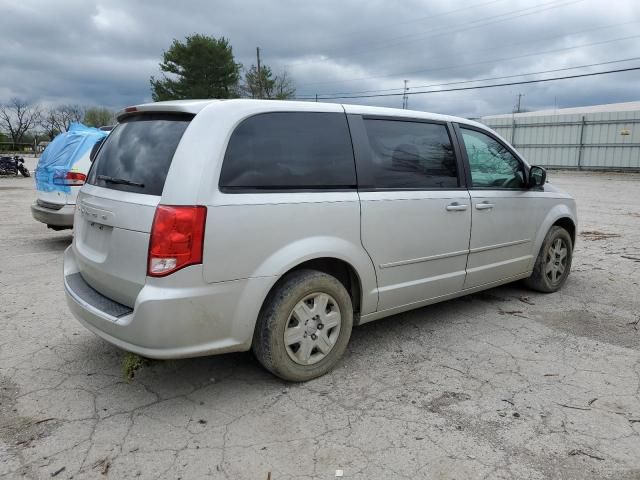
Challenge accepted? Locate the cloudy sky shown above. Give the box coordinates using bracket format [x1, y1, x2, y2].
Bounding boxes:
[1, 0, 639, 118]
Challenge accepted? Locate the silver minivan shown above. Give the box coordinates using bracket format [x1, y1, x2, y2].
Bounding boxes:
[63, 99, 577, 381]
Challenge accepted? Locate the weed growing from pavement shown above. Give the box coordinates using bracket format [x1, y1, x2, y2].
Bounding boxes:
[122, 352, 147, 382]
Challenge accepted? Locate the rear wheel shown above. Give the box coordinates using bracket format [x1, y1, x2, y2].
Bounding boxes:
[252, 269, 353, 382]
[525, 226, 573, 293]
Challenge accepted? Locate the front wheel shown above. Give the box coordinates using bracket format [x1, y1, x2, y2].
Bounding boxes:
[525, 226, 573, 293]
[252, 269, 353, 382]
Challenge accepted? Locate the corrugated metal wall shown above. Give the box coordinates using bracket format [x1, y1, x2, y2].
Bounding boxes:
[481, 109, 640, 170]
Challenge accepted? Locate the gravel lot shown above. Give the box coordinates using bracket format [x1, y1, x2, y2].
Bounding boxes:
[1, 165, 639, 479]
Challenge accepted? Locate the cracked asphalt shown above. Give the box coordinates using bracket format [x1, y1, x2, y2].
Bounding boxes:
[1, 164, 639, 479]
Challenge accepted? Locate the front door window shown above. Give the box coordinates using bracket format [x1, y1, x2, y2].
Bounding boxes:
[460, 128, 525, 189]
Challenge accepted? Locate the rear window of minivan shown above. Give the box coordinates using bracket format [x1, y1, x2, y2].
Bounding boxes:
[87, 113, 192, 196]
[219, 112, 356, 191]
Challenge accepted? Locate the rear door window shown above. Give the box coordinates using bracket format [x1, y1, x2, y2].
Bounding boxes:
[87, 114, 192, 196]
[219, 112, 356, 190]
[360, 119, 459, 189]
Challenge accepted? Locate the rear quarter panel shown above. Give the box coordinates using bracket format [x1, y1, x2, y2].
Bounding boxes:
[201, 192, 378, 315]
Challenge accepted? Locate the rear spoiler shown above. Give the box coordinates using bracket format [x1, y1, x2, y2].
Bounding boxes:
[116, 100, 220, 122]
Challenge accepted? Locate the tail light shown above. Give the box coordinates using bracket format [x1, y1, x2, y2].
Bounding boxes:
[54, 171, 86, 186]
[148, 205, 207, 277]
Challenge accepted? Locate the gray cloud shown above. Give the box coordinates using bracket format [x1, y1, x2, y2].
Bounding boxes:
[0, 0, 638, 117]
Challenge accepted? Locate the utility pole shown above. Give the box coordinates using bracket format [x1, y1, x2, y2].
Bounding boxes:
[402, 80, 409, 109]
[514, 93, 524, 113]
[256, 47, 262, 99]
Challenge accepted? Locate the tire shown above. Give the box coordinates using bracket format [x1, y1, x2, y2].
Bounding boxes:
[524, 226, 573, 293]
[252, 269, 353, 382]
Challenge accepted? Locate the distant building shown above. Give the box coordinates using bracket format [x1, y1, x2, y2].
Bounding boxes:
[480, 101, 640, 170]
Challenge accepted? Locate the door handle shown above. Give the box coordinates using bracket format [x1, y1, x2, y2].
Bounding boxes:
[446, 202, 468, 211]
[475, 201, 495, 210]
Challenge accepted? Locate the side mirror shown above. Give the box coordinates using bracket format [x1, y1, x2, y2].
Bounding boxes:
[89, 138, 105, 162]
[528, 165, 546, 188]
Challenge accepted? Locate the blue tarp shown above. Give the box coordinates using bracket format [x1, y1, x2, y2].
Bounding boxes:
[35, 123, 107, 193]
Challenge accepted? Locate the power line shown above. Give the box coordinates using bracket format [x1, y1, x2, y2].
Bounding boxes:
[353, 0, 506, 32]
[282, 0, 508, 68]
[296, 20, 640, 97]
[293, 0, 584, 85]
[323, 0, 506, 44]
[296, 32, 640, 90]
[297, 56, 640, 99]
[343, 0, 583, 60]
[295, 66, 640, 100]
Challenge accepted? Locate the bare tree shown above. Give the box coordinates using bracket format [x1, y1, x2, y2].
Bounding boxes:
[40, 104, 84, 139]
[57, 104, 84, 131]
[40, 108, 60, 140]
[242, 65, 296, 100]
[242, 64, 275, 99]
[0, 98, 42, 147]
[273, 70, 296, 100]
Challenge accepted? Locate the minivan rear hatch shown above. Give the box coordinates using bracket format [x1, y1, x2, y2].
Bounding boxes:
[72, 113, 193, 307]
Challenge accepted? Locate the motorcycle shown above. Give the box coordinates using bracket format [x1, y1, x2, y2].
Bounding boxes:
[0, 155, 31, 177]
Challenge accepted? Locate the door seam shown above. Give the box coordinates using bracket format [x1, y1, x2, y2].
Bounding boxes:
[463, 189, 473, 281]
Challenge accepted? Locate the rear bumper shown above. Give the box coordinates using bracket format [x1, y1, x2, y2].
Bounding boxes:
[63, 246, 275, 359]
[31, 201, 74, 228]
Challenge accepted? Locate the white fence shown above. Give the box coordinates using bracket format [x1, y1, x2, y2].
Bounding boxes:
[481, 109, 640, 170]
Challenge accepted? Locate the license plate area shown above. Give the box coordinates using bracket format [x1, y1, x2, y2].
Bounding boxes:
[78, 219, 113, 262]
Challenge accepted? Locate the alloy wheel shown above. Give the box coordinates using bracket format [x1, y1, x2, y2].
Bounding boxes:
[545, 237, 568, 284]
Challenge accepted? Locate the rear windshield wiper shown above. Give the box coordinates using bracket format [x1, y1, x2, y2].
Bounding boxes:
[97, 175, 145, 188]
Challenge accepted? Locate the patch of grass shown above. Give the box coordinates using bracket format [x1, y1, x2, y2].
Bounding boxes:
[122, 352, 147, 382]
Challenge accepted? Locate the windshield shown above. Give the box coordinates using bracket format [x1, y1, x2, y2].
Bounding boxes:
[87, 113, 193, 196]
